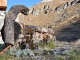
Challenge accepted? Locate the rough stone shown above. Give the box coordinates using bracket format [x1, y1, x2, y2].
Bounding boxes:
[29, 8, 33, 14]
[64, 2, 68, 9]
[71, 1, 77, 6]
[44, 5, 49, 10]
[30, 7, 41, 16]
[49, 8, 54, 13]
[0, 11, 6, 44]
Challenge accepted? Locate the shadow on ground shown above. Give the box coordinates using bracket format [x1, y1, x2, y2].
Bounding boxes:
[55, 17, 80, 42]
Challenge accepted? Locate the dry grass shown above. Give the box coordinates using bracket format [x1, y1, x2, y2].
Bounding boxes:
[17, 2, 80, 31]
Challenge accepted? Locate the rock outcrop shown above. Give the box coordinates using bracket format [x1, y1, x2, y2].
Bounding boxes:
[29, 0, 80, 16]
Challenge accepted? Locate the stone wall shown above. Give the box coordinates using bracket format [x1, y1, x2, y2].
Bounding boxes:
[0, 11, 6, 44]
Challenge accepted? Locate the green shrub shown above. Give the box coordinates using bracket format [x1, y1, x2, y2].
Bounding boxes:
[69, 55, 78, 60]
[38, 39, 55, 49]
[47, 39, 54, 49]
[55, 55, 65, 60]
[67, 49, 80, 60]
[0, 53, 19, 60]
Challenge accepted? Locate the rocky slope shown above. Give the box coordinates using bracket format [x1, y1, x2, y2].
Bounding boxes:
[18, 0, 80, 44]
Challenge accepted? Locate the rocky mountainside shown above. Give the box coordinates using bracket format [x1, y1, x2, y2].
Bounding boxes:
[18, 0, 80, 44]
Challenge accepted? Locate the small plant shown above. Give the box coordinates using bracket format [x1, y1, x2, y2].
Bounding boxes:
[5, 46, 34, 57]
[69, 55, 78, 60]
[67, 49, 80, 60]
[47, 39, 54, 49]
[55, 55, 65, 60]
[38, 41, 44, 48]
[0, 53, 19, 60]
[38, 39, 55, 49]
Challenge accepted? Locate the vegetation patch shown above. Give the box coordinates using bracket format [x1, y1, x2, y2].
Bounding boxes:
[38, 39, 55, 50]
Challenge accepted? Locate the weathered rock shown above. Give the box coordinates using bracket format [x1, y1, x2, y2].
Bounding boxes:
[1, 5, 29, 45]
[71, 1, 77, 6]
[49, 8, 54, 13]
[0, 11, 6, 44]
[44, 5, 49, 10]
[64, 2, 68, 9]
[30, 7, 42, 16]
[29, 8, 33, 14]
[55, 4, 64, 14]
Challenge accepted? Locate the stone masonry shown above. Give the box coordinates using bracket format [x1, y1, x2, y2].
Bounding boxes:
[0, 11, 6, 44]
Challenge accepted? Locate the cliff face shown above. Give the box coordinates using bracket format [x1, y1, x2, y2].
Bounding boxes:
[18, 0, 80, 43]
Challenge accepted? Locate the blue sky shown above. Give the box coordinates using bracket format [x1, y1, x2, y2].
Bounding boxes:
[7, 0, 41, 11]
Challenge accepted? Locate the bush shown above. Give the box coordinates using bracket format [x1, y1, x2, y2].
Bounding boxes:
[0, 53, 19, 60]
[67, 49, 80, 60]
[38, 39, 55, 49]
[55, 55, 65, 60]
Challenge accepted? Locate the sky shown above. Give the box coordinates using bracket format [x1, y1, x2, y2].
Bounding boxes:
[7, 0, 41, 11]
